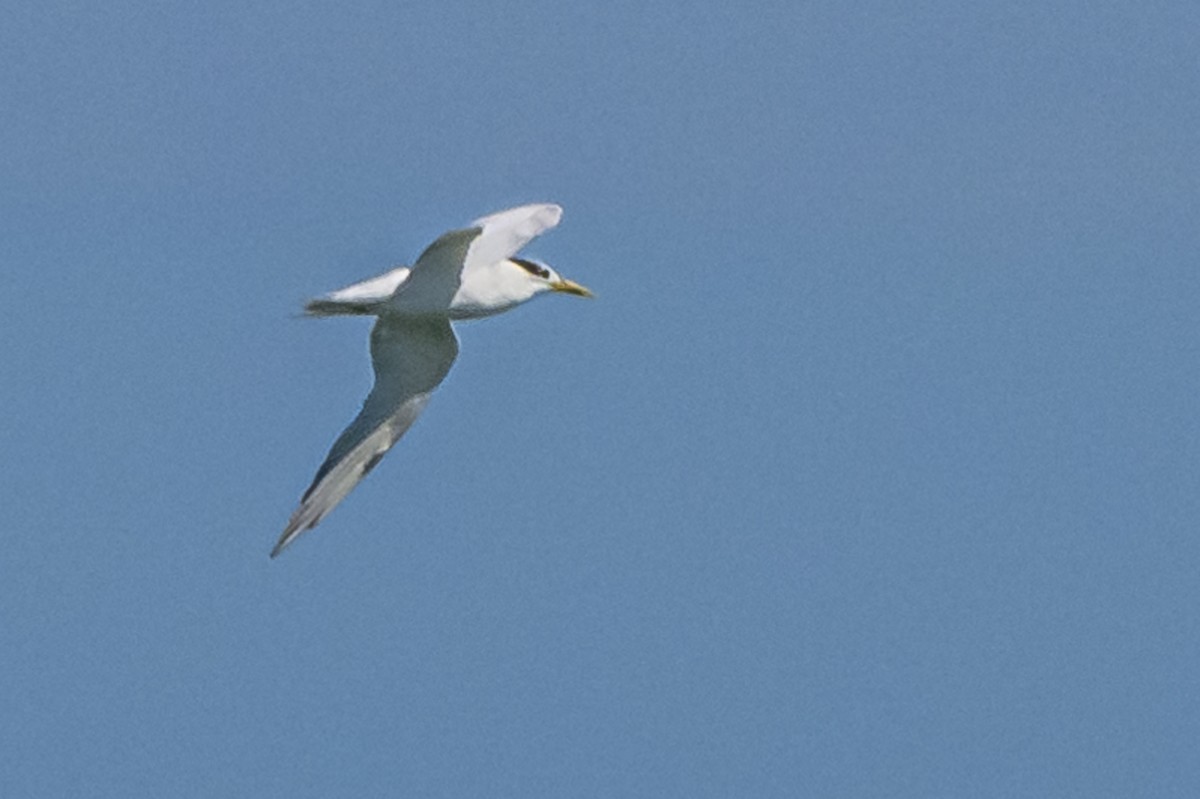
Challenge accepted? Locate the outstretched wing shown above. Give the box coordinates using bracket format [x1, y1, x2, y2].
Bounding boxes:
[463, 203, 562, 280]
[272, 316, 459, 557]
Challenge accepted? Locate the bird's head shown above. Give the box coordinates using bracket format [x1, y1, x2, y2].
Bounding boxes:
[510, 257, 594, 300]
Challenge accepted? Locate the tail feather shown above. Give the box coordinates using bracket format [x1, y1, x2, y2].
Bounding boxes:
[304, 298, 385, 317]
[304, 265, 411, 317]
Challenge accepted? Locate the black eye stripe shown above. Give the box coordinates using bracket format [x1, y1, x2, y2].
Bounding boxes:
[512, 257, 550, 279]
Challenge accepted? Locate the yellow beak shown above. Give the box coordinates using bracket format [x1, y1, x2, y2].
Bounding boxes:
[550, 278, 594, 298]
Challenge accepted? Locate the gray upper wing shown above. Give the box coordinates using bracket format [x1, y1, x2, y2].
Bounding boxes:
[272, 315, 459, 557]
[386, 227, 480, 312]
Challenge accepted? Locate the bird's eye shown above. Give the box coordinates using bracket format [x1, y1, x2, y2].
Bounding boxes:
[512, 258, 551, 279]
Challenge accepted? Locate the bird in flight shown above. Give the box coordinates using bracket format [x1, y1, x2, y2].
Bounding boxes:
[273, 203, 591, 557]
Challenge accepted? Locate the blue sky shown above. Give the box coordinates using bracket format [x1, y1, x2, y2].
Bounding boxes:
[3, 1, 1199, 796]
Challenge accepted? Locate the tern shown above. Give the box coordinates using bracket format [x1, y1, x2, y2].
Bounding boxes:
[272, 203, 591, 557]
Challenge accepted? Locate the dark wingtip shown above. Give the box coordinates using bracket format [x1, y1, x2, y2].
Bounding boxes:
[270, 524, 301, 559]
